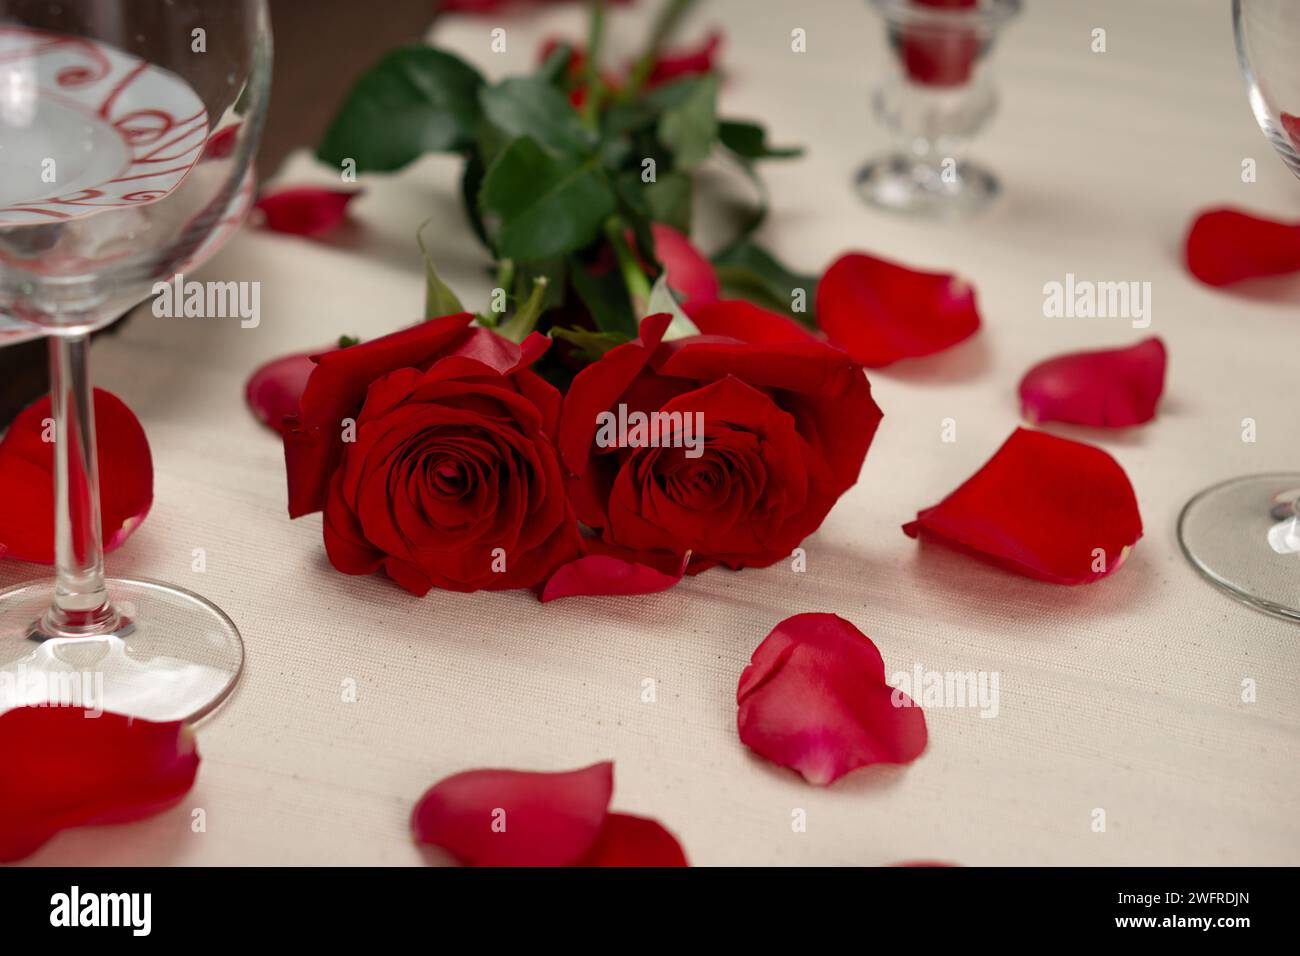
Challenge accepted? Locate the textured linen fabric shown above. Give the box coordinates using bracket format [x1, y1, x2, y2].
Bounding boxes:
[4, 0, 1299, 865]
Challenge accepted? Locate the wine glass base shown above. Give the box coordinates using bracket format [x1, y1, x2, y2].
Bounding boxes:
[1178, 473, 1300, 622]
[0, 577, 243, 723]
[855, 154, 999, 217]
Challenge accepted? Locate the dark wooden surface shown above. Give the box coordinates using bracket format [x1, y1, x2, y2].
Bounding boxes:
[0, 0, 437, 426]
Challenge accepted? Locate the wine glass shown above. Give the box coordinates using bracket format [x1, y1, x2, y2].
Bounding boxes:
[0, 0, 271, 720]
[1177, 0, 1300, 621]
[857, 0, 1020, 216]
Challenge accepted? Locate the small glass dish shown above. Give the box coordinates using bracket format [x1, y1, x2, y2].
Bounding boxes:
[857, 0, 1021, 216]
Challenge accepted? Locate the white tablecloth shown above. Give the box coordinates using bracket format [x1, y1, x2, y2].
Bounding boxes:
[7, 0, 1299, 866]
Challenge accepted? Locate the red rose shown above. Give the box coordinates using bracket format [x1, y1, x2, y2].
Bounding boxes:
[558, 312, 882, 571]
[283, 314, 579, 594]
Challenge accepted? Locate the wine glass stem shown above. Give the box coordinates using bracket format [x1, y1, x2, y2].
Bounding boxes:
[42, 332, 118, 637]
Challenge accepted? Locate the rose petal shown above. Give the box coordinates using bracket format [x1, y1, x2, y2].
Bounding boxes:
[815, 252, 981, 367]
[892, 860, 958, 867]
[575, 813, 689, 867]
[901, 0, 980, 88]
[1184, 207, 1300, 286]
[1282, 112, 1300, 150]
[255, 187, 360, 237]
[0, 389, 153, 563]
[652, 223, 719, 310]
[539, 550, 687, 602]
[1018, 337, 1167, 428]
[203, 123, 240, 161]
[0, 707, 199, 862]
[647, 31, 723, 87]
[411, 762, 613, 866]
[688, 299, 819, 344]
[903, 427, 1143, 584]
[246, 349, 328, 435]
[737, 613, 927, 786]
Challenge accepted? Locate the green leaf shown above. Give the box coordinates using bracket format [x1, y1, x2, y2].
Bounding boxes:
[549, 326, 631, 361]
[479, 137, 617, 261]
[718, 120, 804, 161]
[513, 258, 567, 313]
[317, 46, 484, 172]
[656, 75, 718, 170]
[497, 276, 550, 343]
[570, 259, 637, 337]
[417, 222, 466, 319]
[460, 151, 489, 247]
[646, 273, 700, 340]
[479, 76, 592, 156]
[642, 172, 693, 233]
[712, 239, 818, 320]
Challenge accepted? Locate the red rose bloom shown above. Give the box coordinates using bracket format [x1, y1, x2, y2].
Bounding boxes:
[283, 314, 579, 594]
[558, 313, 882, 571]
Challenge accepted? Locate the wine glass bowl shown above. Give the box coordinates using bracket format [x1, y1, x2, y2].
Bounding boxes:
[1176, 0, 1300, 622]
[0, 0, 270, 722]
[1234, 0, 1300, 179]
[0, 5, 269, 337]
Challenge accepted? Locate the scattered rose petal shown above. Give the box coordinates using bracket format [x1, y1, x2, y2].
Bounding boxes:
[1282, 112, 1300, 150]
[903, 427, 1143, 584]
[1019, 337, 1167, 428]
[575, 813, 688, 867]
[815, 252, 981, 367]
[255, 187, 360, 237]
[246, 349, 331, 435]
[892, 860, 958, 867]
[900, 0, 980, 88]
[412, 762, 614, 867]
[0, 389, 153, 563]
[540, 548, 688, 602]
[0, 707, 199, 862]
[689, 299, 818, 344]
[737, 613, 927, 786]
[1184, 207, 1300, 286]
[646, 31, 723, 87]
[652, 223, 719, 310]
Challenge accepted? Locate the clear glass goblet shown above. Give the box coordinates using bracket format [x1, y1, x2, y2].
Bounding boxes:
[1176, 0, 1300, 621]
[0, 0, 271, 720]
[857, 0, 1020, 216]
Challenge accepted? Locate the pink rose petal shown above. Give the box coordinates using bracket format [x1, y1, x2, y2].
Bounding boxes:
[1018, 337, 1167, 428]
[411, 762, 614, 866]
[245, 349, 330, 435]
[737, 613, 927, 786]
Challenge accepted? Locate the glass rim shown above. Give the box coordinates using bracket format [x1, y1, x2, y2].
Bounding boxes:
[869, 0, 1022, 29]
